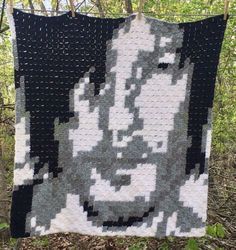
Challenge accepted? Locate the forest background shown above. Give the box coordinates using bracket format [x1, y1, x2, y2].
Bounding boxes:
[0, 0, 235, 249]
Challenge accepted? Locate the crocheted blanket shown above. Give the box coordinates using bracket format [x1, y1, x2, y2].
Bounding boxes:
[8, 9, 227, 238]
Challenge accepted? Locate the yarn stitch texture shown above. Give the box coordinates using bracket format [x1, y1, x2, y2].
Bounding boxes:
[8, 8, 227, 238]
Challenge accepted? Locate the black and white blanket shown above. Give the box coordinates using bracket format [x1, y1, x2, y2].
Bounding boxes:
[8, 8, 227, 238]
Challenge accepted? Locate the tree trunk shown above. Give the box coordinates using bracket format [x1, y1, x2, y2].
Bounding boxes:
[124, 0, 133, 14]
[0, 143, 10, 244]
[95, 0, 105, 17]
[28, 0, 35, 14]
[39, 1, 48, 16]
[55, 0, 60, 16]
[51, 0, 60, 16]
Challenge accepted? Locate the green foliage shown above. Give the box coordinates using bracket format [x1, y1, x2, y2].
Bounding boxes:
[206, 223, 226, 238]
[185, 239, 199, 250]
[159, 242, 169, 250]
[31, 237, 49, 247]
[128, 239, 147, 250]
[0, 223, 9, 230]
[166, 236, 174, 242]
[213, 84, 236, 153]
[9, 238, 18, 247]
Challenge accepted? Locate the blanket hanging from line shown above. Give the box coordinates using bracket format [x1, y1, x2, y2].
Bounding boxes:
[8, 8, 227, 238]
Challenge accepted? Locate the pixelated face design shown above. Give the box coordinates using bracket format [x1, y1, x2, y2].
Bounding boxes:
[65, 16, 191, 230]
[11, 8, 226, 237]
[27, 15, 197, 236]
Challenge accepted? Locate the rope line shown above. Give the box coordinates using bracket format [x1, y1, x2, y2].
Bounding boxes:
[75, 0, 87, 11]
[3, 7, 236, 17]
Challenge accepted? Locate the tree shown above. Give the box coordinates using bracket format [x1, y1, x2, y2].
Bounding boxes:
[124, 0, 133, 14]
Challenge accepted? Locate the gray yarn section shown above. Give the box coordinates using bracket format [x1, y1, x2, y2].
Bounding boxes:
[26, 15, 207, 237]
[14, 76, 37, 189]
[15, 76, 26, 125]
[12, 39, 19, 71]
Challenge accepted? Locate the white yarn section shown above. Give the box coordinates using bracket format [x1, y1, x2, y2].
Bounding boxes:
[108, 17, 155, 147]
[13, 116, 34, 185]
[179, 174, 208, 222]
[166, 212, 206, 237]
[14, 117, 30, 164]
[13, 163, 34, 186]
[160, 37, 172, 47]
[69, 76, 103, 156]
[89, 164, 157, 202]
[205, 129, 212, 159]
[31, 216, 36, 228]
[34, 194, 164, 236]
[136, 67, 143, 79]
[134, 73, 188, 153]
[159, 53, 176, 64]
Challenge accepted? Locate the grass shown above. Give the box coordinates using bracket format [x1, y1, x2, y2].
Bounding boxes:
[31, 237, 49, 248]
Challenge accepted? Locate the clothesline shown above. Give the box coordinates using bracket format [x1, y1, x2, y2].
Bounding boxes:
[4, 7, 236, 17]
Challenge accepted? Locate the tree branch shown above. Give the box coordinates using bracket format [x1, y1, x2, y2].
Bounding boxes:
[28, 0, 35, 14]
[39, 0, 48, 16]
[55, 0, 60, 16]
[124, 0, 133, 14]
[93, 0, 105, 17]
